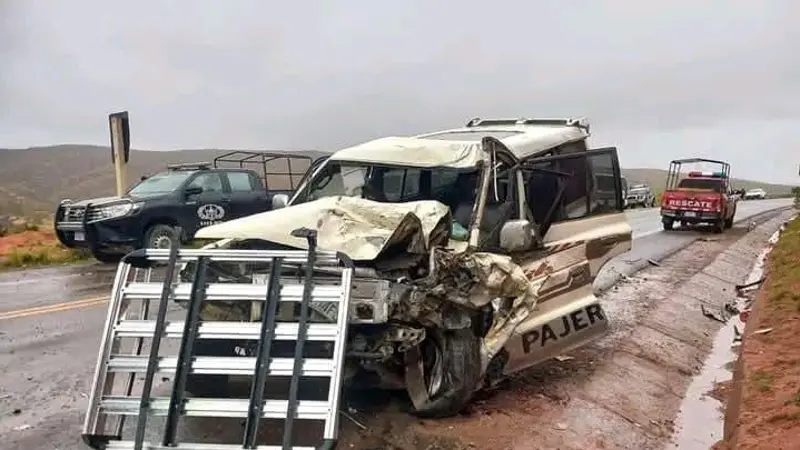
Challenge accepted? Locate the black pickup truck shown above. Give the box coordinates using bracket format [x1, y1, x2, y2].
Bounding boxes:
[54, 151, 314, 262]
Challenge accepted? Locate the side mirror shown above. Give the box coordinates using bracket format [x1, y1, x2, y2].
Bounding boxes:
[499, 219, 536, 252]
[184, 186, 203, 197]
[272, 193, 289, 209]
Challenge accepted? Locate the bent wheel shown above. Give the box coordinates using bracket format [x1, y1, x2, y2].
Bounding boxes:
[405, 328, 481, 418]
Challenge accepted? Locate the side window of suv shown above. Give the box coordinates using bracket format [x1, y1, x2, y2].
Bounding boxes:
[381, 168, 422, 202]
[523, 148, 623, 225]
[187, 172, 224, 193]
[227, 172, 255, 192]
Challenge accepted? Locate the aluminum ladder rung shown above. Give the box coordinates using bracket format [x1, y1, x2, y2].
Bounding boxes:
[100, 397, 330, 420]
[107, 355, 334, 377]
[106, 442, 315, 450]
[114, 321, 339, 341]
[139, 248, 341, 266]
[122, 282, 343, 303]
[83, 235, 353, 450]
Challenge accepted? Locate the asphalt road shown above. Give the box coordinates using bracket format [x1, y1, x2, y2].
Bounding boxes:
[0, 198, 792, 450]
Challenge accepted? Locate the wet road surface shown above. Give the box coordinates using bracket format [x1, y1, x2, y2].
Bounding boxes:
[0, 198, 792, 450]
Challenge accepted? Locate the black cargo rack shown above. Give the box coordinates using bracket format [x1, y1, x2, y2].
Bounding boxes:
[213, 151, 314, 191]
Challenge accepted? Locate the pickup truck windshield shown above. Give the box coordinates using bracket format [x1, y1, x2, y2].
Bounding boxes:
[677, 178, 723, 192]
[296, 162, 477, 210]
[128, 170, 196, 196]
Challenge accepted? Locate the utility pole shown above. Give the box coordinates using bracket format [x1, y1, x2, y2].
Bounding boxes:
[109, 111, 131, 196]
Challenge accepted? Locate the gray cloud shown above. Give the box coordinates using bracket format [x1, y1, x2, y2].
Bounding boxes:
[1, 0, 799, 183]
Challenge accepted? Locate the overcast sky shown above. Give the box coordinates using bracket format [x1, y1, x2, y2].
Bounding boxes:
[1, 0, 798, 183]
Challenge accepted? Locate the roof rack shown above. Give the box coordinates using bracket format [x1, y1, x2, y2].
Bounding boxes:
[213, 150, 314, 191]
[465, 117, 590, 131]
[212, 151, 312, 168]
[166, 162, 211, 171]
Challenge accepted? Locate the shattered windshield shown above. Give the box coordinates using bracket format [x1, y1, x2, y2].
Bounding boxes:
[128, 170, 195, 196]
[296, 161, 479, 210]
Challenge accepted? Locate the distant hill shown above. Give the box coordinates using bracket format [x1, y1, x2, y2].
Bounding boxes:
[0, 145, 326, 218]
[0, 145, 795, 218]
[621, 168, 795, 197]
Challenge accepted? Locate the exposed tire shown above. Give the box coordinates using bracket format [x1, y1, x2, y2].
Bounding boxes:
[90, 248, 124, 264]
[406, 328, 481, 418]
[662, 218, 674, 231]
[144, 224, 178, 249]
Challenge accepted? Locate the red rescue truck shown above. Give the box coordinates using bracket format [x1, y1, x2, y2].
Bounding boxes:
[660, 158, 738, 233]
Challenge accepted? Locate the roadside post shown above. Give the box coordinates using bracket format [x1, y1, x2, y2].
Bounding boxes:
[109, 111, 131, 197]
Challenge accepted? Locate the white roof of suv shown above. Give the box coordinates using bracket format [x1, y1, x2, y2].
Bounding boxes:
[328, 118, 591, 169]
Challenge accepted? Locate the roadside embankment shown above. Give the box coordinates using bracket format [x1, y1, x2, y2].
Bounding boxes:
[715, 215, 800, 450]
[0, 220, 89, 269]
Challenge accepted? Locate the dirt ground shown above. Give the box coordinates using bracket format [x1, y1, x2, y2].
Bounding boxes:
[0, 228, 88, 268]
[0, 229, 53, 255]
[714, 216, 800, 450]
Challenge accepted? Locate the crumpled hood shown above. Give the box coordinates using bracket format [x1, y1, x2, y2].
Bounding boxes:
[194, 196, 453, 261]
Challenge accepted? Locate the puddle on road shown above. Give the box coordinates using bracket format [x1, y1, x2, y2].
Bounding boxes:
[669, 230, 780, 449]
[0, 263, 117, 308]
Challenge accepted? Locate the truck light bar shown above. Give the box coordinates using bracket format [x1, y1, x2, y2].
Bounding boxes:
[688, 171, 726, 178]
[166, 162, 211, 171]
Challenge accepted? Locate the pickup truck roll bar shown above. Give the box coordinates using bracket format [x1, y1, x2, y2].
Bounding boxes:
[213, 151, 313, 191]
[666, 158, 731, 191]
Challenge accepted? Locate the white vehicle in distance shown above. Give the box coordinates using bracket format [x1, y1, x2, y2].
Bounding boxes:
[743, 188, 767, 200]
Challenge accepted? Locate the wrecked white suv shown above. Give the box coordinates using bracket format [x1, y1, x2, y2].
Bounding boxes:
[186, 117, 632, 417]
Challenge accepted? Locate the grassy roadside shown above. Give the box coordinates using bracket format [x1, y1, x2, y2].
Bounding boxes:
[0, 221, 91, 269]
[717, 216, 800, 449]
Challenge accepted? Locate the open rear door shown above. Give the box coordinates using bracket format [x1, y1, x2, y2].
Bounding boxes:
[501, 147, 632, 374]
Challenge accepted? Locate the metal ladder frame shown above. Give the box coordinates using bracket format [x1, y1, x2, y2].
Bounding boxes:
[81, 228, 354, 450]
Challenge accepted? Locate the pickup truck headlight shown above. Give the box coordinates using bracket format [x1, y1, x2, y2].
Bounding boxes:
[89, 202, 142, 222]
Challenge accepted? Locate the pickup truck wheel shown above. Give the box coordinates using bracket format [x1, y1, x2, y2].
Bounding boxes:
[405, 328, 481, 418]
[724, 216, 734, 229]
[713, 219, 725, 234]
[90, 248, 124, 264]
[144, 224, 178, 249]
[662, 218, 674, 231]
